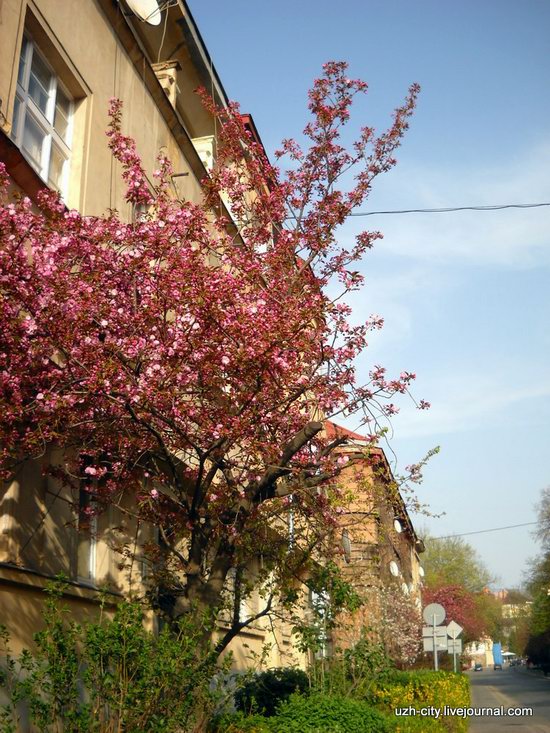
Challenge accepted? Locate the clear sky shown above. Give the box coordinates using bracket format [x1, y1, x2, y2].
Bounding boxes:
[187, 0, 550, 589]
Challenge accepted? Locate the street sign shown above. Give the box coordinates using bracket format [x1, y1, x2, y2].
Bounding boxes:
[447, 621, 463, 639]
[448, 639, 462, 654]
[422, 626, 447, 638]
[423, 638, 448, 652]
[423, 603, 445, 626]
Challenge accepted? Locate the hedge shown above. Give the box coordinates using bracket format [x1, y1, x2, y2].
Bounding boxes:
[214, 669, 470, 733]
[213, 695, 393, 733]
[371, 670, 470, 733]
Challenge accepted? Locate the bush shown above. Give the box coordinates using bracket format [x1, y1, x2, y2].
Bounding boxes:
[270, 694, 393, 733]
[0, 580, 228, 733]
[215, 694, 393, 733]
[370, 670, 470, 733]
[393, 717, 443, 732]
[210, 711, 271, 733]
[235, 668, 309, 717]
[309, 636, 394, 699]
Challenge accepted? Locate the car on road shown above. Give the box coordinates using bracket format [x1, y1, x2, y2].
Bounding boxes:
[474, 663, 483, 671]
[494, 663, 502, 670]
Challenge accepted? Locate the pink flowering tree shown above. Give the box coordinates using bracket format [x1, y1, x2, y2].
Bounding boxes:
[0, 62, 424, 653]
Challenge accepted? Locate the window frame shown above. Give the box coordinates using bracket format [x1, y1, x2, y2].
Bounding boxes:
[77, 487, 97, 585]
[11, 34, 74, 197]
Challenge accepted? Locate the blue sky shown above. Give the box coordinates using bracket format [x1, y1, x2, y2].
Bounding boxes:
[188, 0, 550, 588]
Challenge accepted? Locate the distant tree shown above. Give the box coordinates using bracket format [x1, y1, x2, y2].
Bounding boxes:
[506, 611, 531, 656]
[504, 588, 530, 605]
[423, 585, 484, 643]
[535, 485, 550, 551]
[522, 487, 550, 659]
[526, 497, 550, 636]
[421, 535, 494, 593]
[473, 592, 504, 641]
[526, 560, 550, 637]
[525, 629, 550, 674]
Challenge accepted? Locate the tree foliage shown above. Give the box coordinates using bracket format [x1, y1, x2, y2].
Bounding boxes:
[422, 585, 482, 642]
[524, 486, 550, 653]
[0, 62, 423, 651]
[535, 486, 550, 551]
[422, 535, 494, 593]
[0, 581, 226, 733]
[422, 534, 503, 643]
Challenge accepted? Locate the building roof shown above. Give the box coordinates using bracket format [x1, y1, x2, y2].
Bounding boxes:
[324, 420, 370, 444]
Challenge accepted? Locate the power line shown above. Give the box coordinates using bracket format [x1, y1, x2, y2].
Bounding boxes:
[351, 202, 550, 217]
[284, 202, 550, 221]
[433, 521, 538, 540]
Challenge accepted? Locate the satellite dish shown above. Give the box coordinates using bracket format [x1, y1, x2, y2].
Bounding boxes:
[418, 565, 425, 577]
[126, 0, 162, 25]
[389, 561, 399, 577]
[341, 530, 352, 564]
[394, 519, 403, 533]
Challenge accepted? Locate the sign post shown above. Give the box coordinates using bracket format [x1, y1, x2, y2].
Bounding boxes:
[446, 621, 463, 673]
[422, 604, 446, 671]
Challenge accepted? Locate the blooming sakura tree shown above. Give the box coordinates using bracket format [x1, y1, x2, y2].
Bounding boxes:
[0, 62, 423, 653]
[333, 578, 422, 668]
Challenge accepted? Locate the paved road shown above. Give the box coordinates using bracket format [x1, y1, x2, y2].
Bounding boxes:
[469, 665, 550, 732]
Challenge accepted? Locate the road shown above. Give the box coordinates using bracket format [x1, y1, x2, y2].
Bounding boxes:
[469, 665, 550, 731]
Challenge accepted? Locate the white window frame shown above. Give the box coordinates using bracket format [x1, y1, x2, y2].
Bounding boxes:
[11, 35, 73, 197]
[77, 487, 97, 584]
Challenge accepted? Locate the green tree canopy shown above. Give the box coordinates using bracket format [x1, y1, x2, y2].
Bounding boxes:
[421, 534, 494, 593]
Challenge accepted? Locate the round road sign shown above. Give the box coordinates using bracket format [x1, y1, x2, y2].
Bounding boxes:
[423, 603, 445, 626]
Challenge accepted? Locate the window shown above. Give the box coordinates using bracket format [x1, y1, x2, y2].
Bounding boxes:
[11, 35, 73, 196]
[77, 488, 96, 583]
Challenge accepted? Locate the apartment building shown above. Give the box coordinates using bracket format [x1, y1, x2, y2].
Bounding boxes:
[324, 422, 424, 656]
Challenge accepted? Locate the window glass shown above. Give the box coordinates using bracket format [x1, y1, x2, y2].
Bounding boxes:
[12, 95, 22, 139]
[54, 88, 71, 141]
[77, 489, 96, 581]
[17, 37, 29, 86]
[29, 53, 52, 116]
[48, 144, 66, 191]
[21, 113, 46, 169]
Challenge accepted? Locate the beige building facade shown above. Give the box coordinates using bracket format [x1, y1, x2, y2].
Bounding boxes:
[324, 422, 425, 655]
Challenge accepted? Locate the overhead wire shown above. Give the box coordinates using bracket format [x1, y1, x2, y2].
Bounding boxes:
[432, 521, 538, 540]
[285, 202, 550, 222]
[351, 202, 550, 217]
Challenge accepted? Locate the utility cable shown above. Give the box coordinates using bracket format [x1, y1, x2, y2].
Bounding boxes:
[285, 202, 550, 221]
[351, 203, 550, 217]
[432, 521, 538, 540]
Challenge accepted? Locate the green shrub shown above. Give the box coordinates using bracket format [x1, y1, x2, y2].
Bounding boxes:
[216, 694, 393, 733]
[371, 670, 470, 733]
[0, 580, 228, 733]
[392, 717, 443, 732]
[210, 711, 271, 732]
[235, 668, 309, 717]
[270, 693, 393, 733]
[309, 636, 394, 699]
